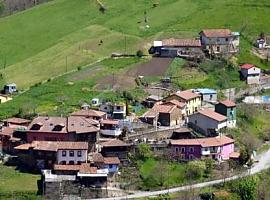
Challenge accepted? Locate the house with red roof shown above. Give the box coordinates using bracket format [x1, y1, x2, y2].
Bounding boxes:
[170, 135, 238, 161]
[15, 141, 89, 169]
[165, 90, 202, 116]
[141, 102, 182, 127]
[27, 116, 99, 151]
[188, 108, 228, 136]
[100, 119, 122, 137]
[149, 38, 203, 59]
[240, 64, 261, 84]
[199, 29, 240, 56]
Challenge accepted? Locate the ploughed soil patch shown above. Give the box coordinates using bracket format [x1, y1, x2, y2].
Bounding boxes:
[127, 57, 173, 76]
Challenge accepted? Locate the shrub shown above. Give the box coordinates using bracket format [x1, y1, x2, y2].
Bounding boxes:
[77, 66, 82, 71]
[185, 160, 206, 180]
[136, 50, 144, 58]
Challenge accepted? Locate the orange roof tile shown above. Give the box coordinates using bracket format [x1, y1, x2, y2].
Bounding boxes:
[219, 100, 236, 107]
[104, 157, 120, 165]
[229, 152, 240, 158]
[101, 139, 130, 147]
[0, 127, 15, 137]
[15, 141, 88, 151]
[163, 100, 186, 108]
[201, 29, 232, 38]
[162, 38, 201, 47]
[171, 135, 234, 147]
[198, 109, 227, 122]
[174, 90, 201, 101]
[3, 118, 31, 124]
[241, 64, 255, 70]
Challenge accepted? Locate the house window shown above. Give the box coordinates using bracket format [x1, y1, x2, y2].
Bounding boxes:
[210, 94, 213, 100]
[181, 147, 185, 153]
[117, 106, 121, 110]
[189, 155, 194, 160]
[109, 164, 113, 169]
[175, 147, 179, 153]
[69, 161, 74, 165]
[225, 38, 229, 42]
[217, 46, 220, 52]
[180, 154, 185, 160]
[77, 150, 82, 157]
[69, 151, 74, 157]
[189, 147, 194, 153]
[60, 161, 66, 165]
[62, 151, 66, 157]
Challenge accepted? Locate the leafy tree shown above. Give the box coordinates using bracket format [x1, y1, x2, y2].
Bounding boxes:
[235, 178, 257, 200]
[0, 0, 4, 14]
[185, 160, 206, 180]
[137, 143, 153, 160]
[205, 158, 214, 176]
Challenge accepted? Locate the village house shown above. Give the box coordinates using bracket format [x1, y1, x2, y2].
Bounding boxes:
[0, 127, 22, 153]
[100, 139, 130, 163]
[143, 95, 163, 108]
[240, 64, 261, 85]
[99, 102, 127, 119]
[170, 128, 194, 140]
[71, 109, 107, 121]
[3, 117, 31, 129]
[170, 135, 237, 161]
[100, 119, 122, 137]
[162, 99, 187, 117]
[193, 88, 217, 103]
[15, 141, 88, 169]
[215, 100, 237, 128]
[188, 109, 227, 136]
[27, 116, 99, 151]
[149, 38, 203, 59]
[141, 103, 182, 127]
[165, 90, 202, 116]
[256, 34, 270, 49]
[199, 29, 240, 56]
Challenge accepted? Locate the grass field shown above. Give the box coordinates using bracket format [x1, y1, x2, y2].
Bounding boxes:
[0, 57, 144, 119]
[0, 0, 270, 89]
[0, 164, 40, 199]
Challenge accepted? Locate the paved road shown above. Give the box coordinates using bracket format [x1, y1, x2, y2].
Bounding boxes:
[92, 149, 270, 200]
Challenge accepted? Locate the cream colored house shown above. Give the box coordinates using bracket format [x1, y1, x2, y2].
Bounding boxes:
[165, 90, 202, 116]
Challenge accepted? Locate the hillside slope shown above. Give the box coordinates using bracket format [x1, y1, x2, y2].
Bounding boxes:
[1, 0, 270, 88]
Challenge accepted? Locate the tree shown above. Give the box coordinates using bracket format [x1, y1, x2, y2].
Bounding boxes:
[236, 177, 257, 200]
[137, 143, 153, 160]
[185, 160, 206, 180]
[205, 158, 214, 177]
[0, 0, 4, 14]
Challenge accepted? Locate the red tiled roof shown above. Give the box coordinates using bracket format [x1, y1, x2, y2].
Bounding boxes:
[143, 103, 177, 118]
[79, 164, 97, 174]
[67, 116, 99, 134]
[174, 90, 201, 101]
[163, 100, 186, 108]
[200, 29, 232, 38]
[15, 141, 88, 151]
[28, 116, 68, 133]
[171, 135, 234, 147]
[3, 118, 31, 124]
[229, 152, 240, 159]
[91, 152, 104, 163]
[101, 139, 130, 147]
[100, 119, 119, 125]
[71, 109, 106, 118]
[162, 38, 201, 47]
[0, 127, 15, 137]
[54, 164, 81, 171]
[219, 100, 236, 107]
[240, 64, 255, 70]
[198, 109, 227, 122]
[104, 157, 120, 165]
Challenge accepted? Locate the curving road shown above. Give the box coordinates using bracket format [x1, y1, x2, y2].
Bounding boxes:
[92, 149, 270, 200]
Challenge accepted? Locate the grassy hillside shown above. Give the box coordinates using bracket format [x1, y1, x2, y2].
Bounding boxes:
[1, 0, 270, 89]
